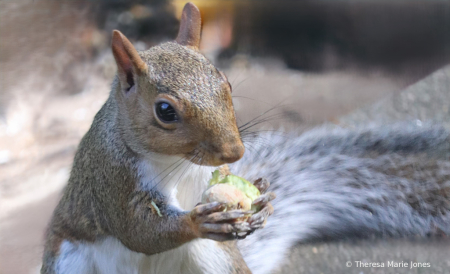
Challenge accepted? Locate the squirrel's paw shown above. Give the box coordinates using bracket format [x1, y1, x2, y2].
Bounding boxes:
[189, 202, 253, 242]
[249, 195, 274, 228]
[238, 178, 276, 239]
[252, 177, 270, 193]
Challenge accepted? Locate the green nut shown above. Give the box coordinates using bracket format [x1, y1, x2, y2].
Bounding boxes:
[202, 169, 261, 212]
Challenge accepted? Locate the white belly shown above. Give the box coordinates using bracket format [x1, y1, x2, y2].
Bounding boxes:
[55, 237, 232, 274]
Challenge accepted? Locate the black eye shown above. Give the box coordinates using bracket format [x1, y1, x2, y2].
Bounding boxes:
[155, 102, 178, 123]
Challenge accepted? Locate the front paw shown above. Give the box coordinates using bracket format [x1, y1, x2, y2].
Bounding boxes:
[243, 178, 276, 237]
[248, 193, 275, 229]
[189, 202, 253, 242]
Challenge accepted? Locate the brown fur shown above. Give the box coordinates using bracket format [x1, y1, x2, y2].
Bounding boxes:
[115, 38, 244, 165]
[176, 2, 202, 49]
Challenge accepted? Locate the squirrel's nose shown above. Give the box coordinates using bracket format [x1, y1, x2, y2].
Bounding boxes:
[219, 142, 245, 164]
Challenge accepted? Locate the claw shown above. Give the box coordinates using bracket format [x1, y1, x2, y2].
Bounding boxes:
[253, 178, 270, 193]
[204, 233, 237, 242]
[236, 232, 248, 240]
[199, 223, 234, 234]
[252, 192, 276, 206]
[248, 202, 273, 230]
[249, 215, 264, 224]
[233, 222, 252, 233]
[192, 202, 225, 216]
[204, 210, 247, 223]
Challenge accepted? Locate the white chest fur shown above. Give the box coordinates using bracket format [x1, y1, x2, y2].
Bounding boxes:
[56, 237, 231, 274]
[55, 155, 230, 274]
[137, 154, 215, 210]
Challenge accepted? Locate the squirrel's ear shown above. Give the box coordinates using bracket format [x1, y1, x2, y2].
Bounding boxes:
[111, 30, 147, 92]
[176, 2, 202, 49]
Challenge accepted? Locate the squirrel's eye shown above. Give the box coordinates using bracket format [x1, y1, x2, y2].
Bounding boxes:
[155, 102, 178, 123]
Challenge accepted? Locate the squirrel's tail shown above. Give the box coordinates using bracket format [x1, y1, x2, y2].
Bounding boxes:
[232, 124, 450, 274]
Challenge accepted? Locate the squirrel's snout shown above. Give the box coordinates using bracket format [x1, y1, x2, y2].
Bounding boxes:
[196, 140, 245, 166]
[217, 142, 245, 164]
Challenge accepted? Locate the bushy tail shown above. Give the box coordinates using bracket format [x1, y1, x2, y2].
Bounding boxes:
[232, 124, 450, 274]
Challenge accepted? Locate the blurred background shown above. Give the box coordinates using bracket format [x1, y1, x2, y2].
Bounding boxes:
[1, 0, 450, 273]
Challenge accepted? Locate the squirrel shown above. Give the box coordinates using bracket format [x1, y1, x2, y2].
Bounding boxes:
[41, 2, 450, 274]
[41, 3, 275, 274]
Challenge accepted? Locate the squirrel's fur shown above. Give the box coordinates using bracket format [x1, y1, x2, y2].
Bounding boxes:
[42, 3, 259, 274]
[235, 124, 450, 273]
[41, 2, 450, 274]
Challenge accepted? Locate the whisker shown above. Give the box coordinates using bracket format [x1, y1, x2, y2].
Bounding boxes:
[148, 157, 185, 185]
[245, 138, 272, 150]
[175, 153, 198, 189]
[242, 133, 290, 144]
[232, 77, 250, 92]
[238, 101, 286, 130]
[241, 130, 287, 141]
[239, 113, 285, 133]
[183, 151, 203, 207]
[229, 68, 246, 93]
[243, 142, 260, 157]
[232, 95, 273, 107]
[150, 157, 187, 192]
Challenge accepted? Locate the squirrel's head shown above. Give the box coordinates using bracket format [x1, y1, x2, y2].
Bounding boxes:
[111, 2, 244, 166]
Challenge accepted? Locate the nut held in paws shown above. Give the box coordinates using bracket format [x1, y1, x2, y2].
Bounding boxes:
[201, 169, 261, 217]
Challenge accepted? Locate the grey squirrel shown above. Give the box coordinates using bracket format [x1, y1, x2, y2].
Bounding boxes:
[41, 3, 274, 274]
[41, 2, 450, 274]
